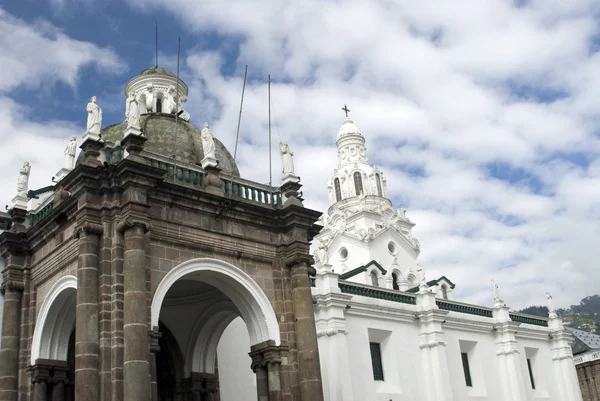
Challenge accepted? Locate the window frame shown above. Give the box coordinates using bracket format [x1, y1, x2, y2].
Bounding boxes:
[369, 342, 385, 381]
[353, 171, 364, 196]
[375, 173, 383, 196]
[461, 352, 473, 387]
[526, 358, 536, 390]
[334, 178, 342, 202]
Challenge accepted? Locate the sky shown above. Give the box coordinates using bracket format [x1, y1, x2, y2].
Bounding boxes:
[1, 0, 600, 310]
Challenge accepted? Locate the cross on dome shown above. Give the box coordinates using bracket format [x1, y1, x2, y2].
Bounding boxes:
[342, 104, 350, 117]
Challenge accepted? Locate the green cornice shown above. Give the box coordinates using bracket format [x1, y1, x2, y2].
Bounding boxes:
[339, 260, 387, 280]
[407, 276, 456, 293]
[27, 185, 56, 199]
[338, 281, 416, 305]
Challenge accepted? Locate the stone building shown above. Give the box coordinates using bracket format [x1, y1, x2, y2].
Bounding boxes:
[0, 66, 585, 401]
[0, 67, 324, 401]
[572, 328, 600, 401]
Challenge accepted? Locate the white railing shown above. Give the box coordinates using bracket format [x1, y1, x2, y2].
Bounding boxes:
[574, 350, 600, 365]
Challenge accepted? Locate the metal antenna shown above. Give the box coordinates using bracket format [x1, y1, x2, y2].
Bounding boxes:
[233, 65, 248, 163]
[155, 22, 158, 68]
[172, 37, 181, 177]
[268, 74, 272, 186]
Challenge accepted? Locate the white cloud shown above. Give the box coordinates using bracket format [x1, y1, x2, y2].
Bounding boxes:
[0, 8, 125, 93]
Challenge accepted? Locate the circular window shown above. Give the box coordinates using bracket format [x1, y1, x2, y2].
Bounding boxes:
[388, 241, 397, 255]
[339, 247, 349, 261]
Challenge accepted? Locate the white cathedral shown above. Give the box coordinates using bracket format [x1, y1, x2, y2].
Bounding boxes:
[0, 66, 584, 401]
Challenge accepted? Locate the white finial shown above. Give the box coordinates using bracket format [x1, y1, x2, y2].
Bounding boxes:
[416, 263, 427, 290]
[125, 91, 141, 130]
[64, 137, 77, 170]
[16, 161, 31, 195]
[86, 96, 102, 136]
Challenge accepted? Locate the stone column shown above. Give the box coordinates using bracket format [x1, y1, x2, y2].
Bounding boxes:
[0, 264, 25, 401]
[250, 342, 290, 401]
[51, 363, 69, 401]
[492, 301, 527, 401]
[118, 219, 150, 401]
[149, 329, 161, 401]
[286, 257, 324, 401]
[73, 223, 103, 401]
[255, 367, 269, 401]
[29, 363, 52, 401]
[416, 286, 454, 401]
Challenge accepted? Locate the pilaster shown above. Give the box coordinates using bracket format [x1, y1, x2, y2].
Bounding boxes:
[73, 222, 103, 401]
[79, 138, 103, 168]
[415, 287, 453, 401]
[314, 270, 354, 401]
[549, 315, 584, 401]
[285, 254, 324, 401]
[492, 302, 528, 401]
[117, 219, 151, 401]
[249, 341, 289, 401]
[0, 232, 27, 401]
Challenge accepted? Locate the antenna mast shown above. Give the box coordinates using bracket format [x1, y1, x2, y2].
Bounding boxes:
[155, 22, 158, 68]
[172, 37, 181, 177]
[268, 75, 272, 186]
[233, 65, 248, 163]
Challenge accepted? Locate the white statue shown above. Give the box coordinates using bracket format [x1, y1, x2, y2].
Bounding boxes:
[546, 292, 556, 314]
[17, 162, 31, 195]
[398, 206, 408, 220]
[491, 279, 501, 302]
[125, 91, 141, 130]
[313, 241, 329, 266]
[64, 136, 77, 169]
[416, 263, 427, 288]
[201, 123, 216, 160]
[86, 96, 102, 135]
[164, 86, 176, 114]
[280, 142, 295, 176]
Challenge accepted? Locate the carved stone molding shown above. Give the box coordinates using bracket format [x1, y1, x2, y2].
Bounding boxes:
[284, 253, 313, 268]
[1, 278, 25, 294]
[73, 222, 104, 239]
[116, 218, 151, 234]
[249, 342, 289, 372]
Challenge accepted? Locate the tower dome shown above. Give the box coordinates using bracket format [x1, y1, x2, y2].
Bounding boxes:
[336, 117, 363, 140]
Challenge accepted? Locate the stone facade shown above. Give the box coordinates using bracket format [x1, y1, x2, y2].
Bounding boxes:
[0, 114, 325, 401]
[576, 353, 600, 401]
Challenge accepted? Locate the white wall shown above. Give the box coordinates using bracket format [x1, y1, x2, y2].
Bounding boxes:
[217, 317, 257, 401]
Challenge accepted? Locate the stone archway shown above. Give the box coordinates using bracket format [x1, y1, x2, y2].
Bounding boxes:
[151, 258, 285, 401]
[30, 275, 77, 401]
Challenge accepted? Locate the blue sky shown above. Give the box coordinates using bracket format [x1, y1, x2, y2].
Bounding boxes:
[2, 0, 600, 309]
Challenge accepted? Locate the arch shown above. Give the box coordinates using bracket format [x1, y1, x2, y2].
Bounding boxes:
[156, 91, 164, 113]
[354, 172, 363, 196]
[151, 258, 280, 348]
[30, 275, 77, 365]
[375, 173, 383, 197]
[370, 271, 379, 287]
[184, 301, 239, 375]
[334, 178, 342, 202]
[441, 285, 448, 300]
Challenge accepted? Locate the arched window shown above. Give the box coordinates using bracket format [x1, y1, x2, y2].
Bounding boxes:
[441, 285, 448, 300]
[376, 173, 383, 196]
[354, 172, 363, 196]
[392, 273, 399, 290]
[156, 98, 162, 113]
[334, 178, 342, 202]
[370, 271, 379, 287]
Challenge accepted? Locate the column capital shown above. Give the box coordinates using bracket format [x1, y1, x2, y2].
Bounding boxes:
[149, 329, 162, 353]
[248, 341, 289, 372]
[284, 252, 313, 269]
[116, 217, 151, 234]
[74, 221, 104, 239]
[27, 362, 53, 384]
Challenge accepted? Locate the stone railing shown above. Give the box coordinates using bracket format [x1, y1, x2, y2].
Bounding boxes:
[144, 157, 204, 187]
[338, 280, 417, 305]
[574, 350, 600, 365]
[29, 201, 54, 227]
[436, 300, 493, 318]
[509, 312, 549, 327]
[222, 178, 281, 206]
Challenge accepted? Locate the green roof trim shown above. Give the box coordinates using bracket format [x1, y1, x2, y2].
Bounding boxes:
[339, 260, 387, 280]
[509, 313, 548, 327]
[407, 276, 456, 293]
[338, 281, 416, 305]
[27, 185, 56, 199]
[436, 300, 493, 318]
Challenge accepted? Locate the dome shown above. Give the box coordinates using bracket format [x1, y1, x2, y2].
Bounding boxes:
[139, 67, 176, 77]
[336, 117, 363, 140]
[88, 114, 240, 177]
